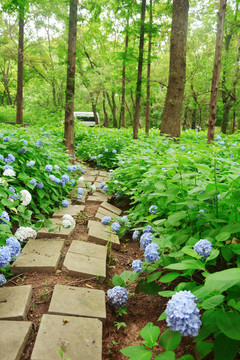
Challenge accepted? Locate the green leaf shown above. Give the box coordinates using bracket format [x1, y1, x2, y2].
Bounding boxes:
[178, 356, 195, 360]
[202, 295, 225, 310]
[168, 213, 186, 226]
[160, 272, 181, 283]
[147, 271, 162, 283]
[136, 280, 161, 295]
[215, 310, 240, 340]
[195, 341, 213, 360]
[204, 268, 240, 293]
[165, 260, 204, 271]
[120, 270, 134, 284]
[140, 322, 160, 349]
[112, 274, 125, 287]
[220, 223, 240, 234]
[205, 249, 219, 262]
[120, 345, 152, 360]
[215, 232, 230, 242]
[159, 329, 181, 351]
[213, 333, 239, 360]
[158, 312, 167, 321]
[158, 291, 175, 298]
[154, 351, 175, 360]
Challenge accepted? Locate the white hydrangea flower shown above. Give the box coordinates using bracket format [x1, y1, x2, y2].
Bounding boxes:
[3, 169, 16, 177]
[15, 227, 37, 242]
[0, 177, 8, 186]
[91, 184, 96, 193]
[78, 176, 85, 182]
[20, 189, 32, 206]
[62, 214, 75, 229]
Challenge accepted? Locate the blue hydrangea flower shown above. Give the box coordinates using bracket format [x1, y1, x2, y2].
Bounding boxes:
[27, 161, 35, 167]
[70, 179, 75, 185]
[8, 187, 15, 193]
[5, 154, 15, 163]
[72, 165, 77, 171]
[140, 233, 153, 250]
[0, 155, 4, 161]
[81, 169, 86, 174]
[193, 239, 212, 260]
[132, 230, 140, 241]
[54, 177, 61, 184]
[104, 148, 108, 152]
[19, 147, 27, 154]
[113, 180, 118, 185]
[77, 165, 81, 170]
[103, 185, 108, 192]
[46, 150, 51, 157]
[36, 139, 43, 148]
[111, 222, 120, 232]
[166, 290, 202, 337]
[6, 237, 21, 260]
[0, 274, 6, 286]
[98, 154, 103, 158]
[78, 187, 83, 195]
[77, 194, 82, 199]
[142, 225, 153, 234]
[37, 182, 44, 189]
[0, 211, 10, 224]
[46, 164, 52, 173]
[101, 216, 111, 225]
[62, 200, 69, 207]
[49, 175, 55, 181]
[120, 215, 128, 224]
[107, 286, 128, 308]
[54, 165, 60, 171]
[99, 182, 105, 189]
[112, 149, 117, 154]
[20, 139, 27, 145]
[132, 260, 143, 273]
[91, 156, 96, 160]
[0, 246, 11, 267]
[3, 164, 13, 170]
[8, 187, 19, 200]
[30, 179, 37, 186]
[149, 205, 157, 214]
[119, 160, 124, 165]
[4, 136, 10, 142]
[67, 165, 74, 172]
[62, 174, 69, 183]
[144, 243, 160, 263]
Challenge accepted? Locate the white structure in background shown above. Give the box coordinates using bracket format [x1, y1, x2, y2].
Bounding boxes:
[74, 112, 99, 126]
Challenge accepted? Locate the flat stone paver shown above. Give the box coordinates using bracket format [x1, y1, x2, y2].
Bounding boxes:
[100, 201, 122, 215]
[0, 285, 32, 320]
[49, 284, 106, 320]
[63, 240, 106, 278]
[96, 176, 108, 182]
[88, 220, 113, 233]
[88, 226, 120, 249]
[86, 170, 99, 176]
[95, 207, 119, 221]
[37, 218, 74, 239]
[0, 320, 32, 360]
[31, 314, 102, 360]
[84, 175, 96, 183]
[11, 240, 64, 274]
[52, 204, 84, 218]
[99, 170, 109, 177]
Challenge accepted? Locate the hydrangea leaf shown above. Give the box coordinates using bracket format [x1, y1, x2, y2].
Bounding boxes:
[201, 295, 225, 310]
[140, 322, 160, 349]
[157, 311, 167, 321]
[154, 350, 175, 360]
[120, 345, 152, 360]
[159, 272, 181, 283]
[215, 310, 240, 340]
[214, 333, 239, 360]
[215, 232, 230, 242]
[159, 329, 181, 351]
[112, 274, 125, 287]
[195, 341, 214, 360]
[178, 355, 195, 360]
[168, 213, 186, 226]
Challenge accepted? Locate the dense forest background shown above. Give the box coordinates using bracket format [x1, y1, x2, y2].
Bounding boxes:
[0, 0, 239, 133]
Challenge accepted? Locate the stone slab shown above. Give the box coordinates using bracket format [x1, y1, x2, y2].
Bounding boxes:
[86, 170, 99, 176]
[0, 320, 32, 360]
[68, 240, 107, 259]
[96, 176, 108, 182]
[37, 218, 74, 239]
[88, 227, 120, 250]
[84, 175, 96, 183]
[77, 179, 87, 188]
[63, 252, 106, 278]
[95, 207, 119, 221]
[11, 240, 64, 274]
[0, 285, 32, 320]
[49, 284, 106, 320]
[31, 314, 102, 360]
[87, 195, 104, 204]
[99, 170, 109, 177]
[88, 220, 113, 233]
[100, 201, 122, 215]
[52, 204, 85, 218]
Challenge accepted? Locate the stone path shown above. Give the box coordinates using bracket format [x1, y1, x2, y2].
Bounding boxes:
[0, 168, 123, 360]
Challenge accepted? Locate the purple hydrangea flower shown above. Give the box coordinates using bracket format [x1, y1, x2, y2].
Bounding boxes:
[104, 148, 108, 152]
[99, 182, 105, 189]
[27, 161, 35, 167]
[107, 286, 128, 308]
[149, 205, 158, 214]
[132, 260, 143, 273]
[0, 246, 11, 267]
[19, 147, 27, 154]
[120, 215, 128, 224]
[49, 175, 55, 181]
[112, 149, 117, 154]
[144, 243, 160, 263]
[140, 233, 153, 250]
[70, 179, 75, 185]
[54, 177, 61, 184]
[0, 155, 4, 161]
[166, 290, 202, 337]
[143, 225, 153, 234]
[36, 139, 43, 148]
[62, 174, 69, 183]
[3, 136, 10, 142]
[111, 222, 120, 232]
[67, 165, 74, 172]
[132, 230, 140, 241]
[46, 164, 52, 173]
[3, 164, 13, 170]
[103, 185, 108, 192]
[37, 182, 44, 189]
[101, 216, 111, 225]
[0, 211, 10, 224]
[6, 237, 21, 260]
[5, 154, 15, 163]
[30, 179, 37, 186]
[62, 200, 69, 207]
[78, 187, 83, 195]
[54, 165, 60, 171]
[193, 239, 212, 260]
[81, 169, 86, 174]
[20, 139, 27, 145]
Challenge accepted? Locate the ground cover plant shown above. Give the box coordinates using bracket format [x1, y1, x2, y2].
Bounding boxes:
[0, 124, 83, 284]
[76, 127, 240, 359]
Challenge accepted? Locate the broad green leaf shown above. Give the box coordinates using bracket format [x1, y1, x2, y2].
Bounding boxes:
[158, 291, 175, 298]
[204, 268, 240, 293]
[178, 356, 195, 360]
[213, 333, 239, 360]
[205, 249, 220, 262]
[120, 345, 152, 360]
[220, 223, 240, 234]
[159, 329, 181, 350]
[159, 272, 181, 283]
[154, 351, 175, 360]
[195, 341, 213, 360]
[141, 322, 160, 348]
[165, 260, 204, 271]
[215, 232, 230, 242]
[168, 213, 186, 226]
[112, 274, 125, 287]
[147, 272, 162, 283]
[215, 310, 240, 340]
[120, 270, 134, 284]
[158, 312, 167, 321]
[202, 295, 225, 310]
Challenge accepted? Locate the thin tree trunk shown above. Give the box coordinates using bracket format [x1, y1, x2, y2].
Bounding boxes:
[1, 90, 5, 106]
[145, 0, 153, 135]
[16, 6, 24, 124]
[112, 91, 117, 128]
[120, 11, 129, 128]
[102, 90, 108, 127]
[133, 0, 146, 139]
[232, 107, 236, 133]
[64, 0, 78, 161]
[160, 0, 189, 138]
[207, 0, 227, 143]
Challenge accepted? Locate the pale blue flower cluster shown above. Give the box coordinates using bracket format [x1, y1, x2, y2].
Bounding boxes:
[6, 237, 21, 260]
[54, 165, 59, 171]
[54, 177, 61, 184]
[107, 286, 128, 308]
[132, 230, 140, 241]
[103, 185, 108, 192]
[30, 179, 37, 186]
[101, 216, 111, 225]
[4, 136, 10, 142]
[0, 274, 6, 286]
[37, 182, 44, 189]
[9, 187, 19, 200]
[20, 139, 27, 145]
[111, 222, 120, 232]
[0, 211, 10, 224]
[132, 259, 143, 273]
[46, 165, 52, 173]
[149, 205, 157, 214]
[62, 200, 69, 207]
[36, 139, 43, 148]
[140, 233, 153, 250]
[99, 182, 105, 189]
[5, 154, 15, 163]
[112, 149, 117, 154]
[62, 174, 69, 183]
[144, 243, 160, 263]
[166, 290, 202, 337]
[4, 164, 13, 170]
[143, 225, 153, 234]
[27, 160, 35, 167]
[0, 155, 4, 161]
[193, 239, 212, 259]
[0, 246, 11, 267]
[49, 175, 55, 181]
[120, 215, 128, 224]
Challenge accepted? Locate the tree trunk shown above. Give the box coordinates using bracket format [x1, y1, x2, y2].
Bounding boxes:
[145, 0, 153, 135]
[1, 90, 5, 106]
[207, 0, 227, 143]
[160, 0, 189, 138]
[16, 6, 24, 125]
[221, 102, 231, 133]
[133, 0, 146, 139]
[120, 11, 129, 128]
[102, 90, 108, 127]
[112, 91, 117, 128]
[64, 0, 78, 161]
